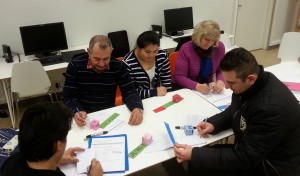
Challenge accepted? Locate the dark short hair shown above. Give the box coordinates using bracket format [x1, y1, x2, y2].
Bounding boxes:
[18, 102, 72, 162]
[136, 31, 160, 49]
[220, 47, 260, 81]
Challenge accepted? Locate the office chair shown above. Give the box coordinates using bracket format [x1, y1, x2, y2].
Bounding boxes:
[168, 52, 178, 75]
[278, 32, 300, 62]
[219, 33, 238, 53]
[108, 30, 130, 58]
[115, 57, 124, 106]
[175, 36, 191, 51]
[11, 61, 54, 123]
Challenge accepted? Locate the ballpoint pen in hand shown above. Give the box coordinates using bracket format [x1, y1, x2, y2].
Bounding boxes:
[76, 107, 84, 119]
[87, 164, 92, 175]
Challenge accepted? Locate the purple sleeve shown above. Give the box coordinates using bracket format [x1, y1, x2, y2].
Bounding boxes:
[173, 44, 198, 90]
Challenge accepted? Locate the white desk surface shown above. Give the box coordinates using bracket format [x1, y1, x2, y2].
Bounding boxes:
[65, 89, 233, 176]
[265, 62, 300, 101]
[160, 36, 177, 50]
[160, 29, 193, 51]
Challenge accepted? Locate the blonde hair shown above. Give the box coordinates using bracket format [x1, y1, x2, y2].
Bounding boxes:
[192, 20, 220, 47]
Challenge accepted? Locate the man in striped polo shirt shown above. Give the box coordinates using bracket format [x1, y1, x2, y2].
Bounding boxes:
[64, 35, 143, 127]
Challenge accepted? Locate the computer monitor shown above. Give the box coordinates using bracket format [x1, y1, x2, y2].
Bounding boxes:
[19, 22, 68, 58]
[164, 7, 193, 36]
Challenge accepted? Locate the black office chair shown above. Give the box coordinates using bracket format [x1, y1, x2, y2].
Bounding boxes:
[175, 36, 192, 51]
[108, 30, 130, 58]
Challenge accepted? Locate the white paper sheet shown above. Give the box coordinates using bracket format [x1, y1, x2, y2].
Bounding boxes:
[76, 149, 95, 174]
[90, 136, 126, 173]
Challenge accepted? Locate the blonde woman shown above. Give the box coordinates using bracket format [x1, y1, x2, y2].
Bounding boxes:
[172, 20, 225, 94]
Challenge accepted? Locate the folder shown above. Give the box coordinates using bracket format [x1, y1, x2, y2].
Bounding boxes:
[88, 134, 129, 174]
[283, 82, 300, 92]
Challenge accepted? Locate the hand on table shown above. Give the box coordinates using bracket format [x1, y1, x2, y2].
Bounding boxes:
[212, 80, 224, 93]
[174, 144, 192, 163]
[128, 108, 143, 125]
[157, 86, 167, 96]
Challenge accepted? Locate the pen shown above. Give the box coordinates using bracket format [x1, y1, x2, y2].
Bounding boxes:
[86, 131, 108, 138]
[76, 107, 83, 119]
[87, 164, 92, 175]
[175, 126, 196, 129]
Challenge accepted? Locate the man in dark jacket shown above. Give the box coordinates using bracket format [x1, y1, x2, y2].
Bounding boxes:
[174, 48, 300, 176]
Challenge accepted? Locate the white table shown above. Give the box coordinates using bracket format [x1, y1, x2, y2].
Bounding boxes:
[64, 89, 233, 176]
[265, 62, 300, 101]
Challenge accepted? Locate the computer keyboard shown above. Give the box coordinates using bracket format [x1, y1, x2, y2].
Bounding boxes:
[38, 55, 65, 66]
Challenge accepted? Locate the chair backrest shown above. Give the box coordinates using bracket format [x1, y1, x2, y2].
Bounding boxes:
[169, 52, 178, 75]
[219, 34, 237, 53]
[108, 30, 130, 58]
[115, 57, 123, 106]
[175, 36, 191, 51]
[278, 32, 300, 62]
[11, 61, 52, 98]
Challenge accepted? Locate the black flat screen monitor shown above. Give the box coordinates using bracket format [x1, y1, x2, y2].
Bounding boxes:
[19, 22, 68, 58]
[164, 7, 193, 36]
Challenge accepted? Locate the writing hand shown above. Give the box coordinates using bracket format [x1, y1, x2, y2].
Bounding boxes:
[196, 121, 214, 138]
[196, 83, 211, 95]
[74, 111, 87, 127]
[88, 158, 103, 176]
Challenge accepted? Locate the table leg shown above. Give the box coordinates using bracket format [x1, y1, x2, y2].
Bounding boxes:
[2, 79, 15, 128]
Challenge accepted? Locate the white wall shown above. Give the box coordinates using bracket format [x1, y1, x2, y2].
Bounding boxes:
[0, 0, 237, 104]
[0, 0, 236, 55]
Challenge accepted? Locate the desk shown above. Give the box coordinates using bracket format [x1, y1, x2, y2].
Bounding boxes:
[0, 45, 87, 128]
[64, 89, 233, 175]
[264, 62, 300, 101]
[159, 29, 193, 51]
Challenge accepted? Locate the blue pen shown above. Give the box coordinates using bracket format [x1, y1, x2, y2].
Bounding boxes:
[75, 107, 84, 119]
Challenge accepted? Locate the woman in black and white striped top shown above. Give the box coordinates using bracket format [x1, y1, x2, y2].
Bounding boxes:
[123, 31, 172, 99]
